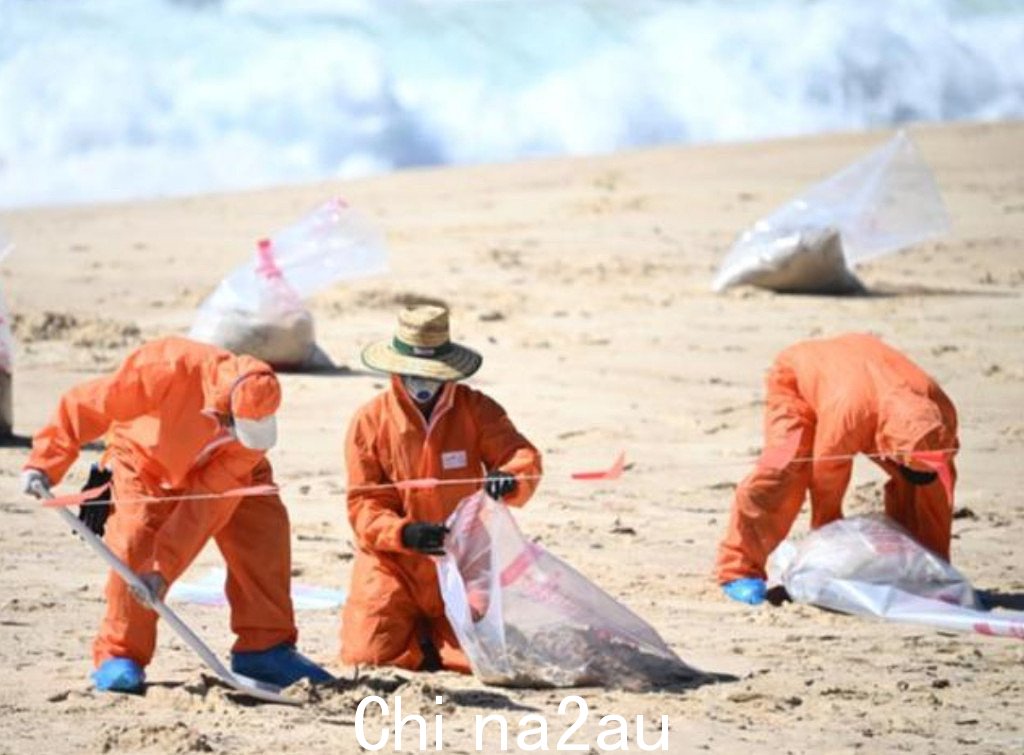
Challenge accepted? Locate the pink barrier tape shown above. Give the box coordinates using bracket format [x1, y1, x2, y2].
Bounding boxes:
[785, 448, 959, 466]
[39, 483, 112, 509]
[33, 447, 966, 509]
[352, 453, 627, 493]
[351, 476, 536, 493]
[394, 477, 443, 490]
[42, 483, 279, 509]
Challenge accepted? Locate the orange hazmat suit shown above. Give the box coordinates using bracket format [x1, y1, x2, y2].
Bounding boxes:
[25, 337, 297, 668]
[341, 376, 542, 672]
[716, 333, 958, 584]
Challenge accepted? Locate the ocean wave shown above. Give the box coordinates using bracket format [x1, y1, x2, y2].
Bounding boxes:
[0, 0, 1021, 208]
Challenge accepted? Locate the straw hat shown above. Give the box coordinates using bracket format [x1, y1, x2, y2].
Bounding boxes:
[361, 305, 482, 381]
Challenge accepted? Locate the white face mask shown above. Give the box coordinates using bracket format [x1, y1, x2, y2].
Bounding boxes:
[402, 375, 444, 404]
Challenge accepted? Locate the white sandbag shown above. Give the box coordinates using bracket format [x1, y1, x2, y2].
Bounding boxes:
[190, 240, 316, 367]
[437, 492, 697, 689]
[768, 515, 1024, 639]
[714, 130, 949, 293]
[189, 198, 387, 368]
[712, 226, 864, 294]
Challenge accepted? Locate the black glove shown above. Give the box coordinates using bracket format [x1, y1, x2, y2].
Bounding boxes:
[401, 522, 449, 555]
[484, 470, 517, 500]
[78, 464, 113, 537]
[897, 464, 938, 487]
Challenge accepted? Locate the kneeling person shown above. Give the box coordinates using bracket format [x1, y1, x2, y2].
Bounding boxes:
[342, 305, 542, 672]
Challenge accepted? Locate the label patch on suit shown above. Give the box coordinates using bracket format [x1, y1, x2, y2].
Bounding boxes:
[442, 450, 468, 470]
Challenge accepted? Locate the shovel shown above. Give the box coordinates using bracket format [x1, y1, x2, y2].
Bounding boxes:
[35, 481, 297, 705]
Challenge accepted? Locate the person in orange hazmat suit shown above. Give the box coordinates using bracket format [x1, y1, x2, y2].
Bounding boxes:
[716, 333, 959, 605]
[341, 305, 542, 672]
[21, 336, 332, 692]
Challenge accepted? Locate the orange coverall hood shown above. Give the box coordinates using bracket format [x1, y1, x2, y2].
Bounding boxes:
[27, 337, 276, 489]
[201, 353, 280, 418]
[875, 388, 946, 460]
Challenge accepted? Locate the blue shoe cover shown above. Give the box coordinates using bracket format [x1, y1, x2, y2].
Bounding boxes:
[231, 644, 334, 687]
[91, 657, 145, 692]
[722, 577, 768, 605]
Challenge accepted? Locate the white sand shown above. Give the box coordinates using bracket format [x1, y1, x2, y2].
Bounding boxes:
[0, 122, 1022, 753]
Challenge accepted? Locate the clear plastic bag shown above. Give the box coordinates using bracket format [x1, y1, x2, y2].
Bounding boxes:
[437, 492, 696, 689]
[769, 515, 1024, 639]
[0, 242, 14, 435]
[713, 130, 949, 293]
[189, 198, 387, 367]
[0, 283, 13, 376]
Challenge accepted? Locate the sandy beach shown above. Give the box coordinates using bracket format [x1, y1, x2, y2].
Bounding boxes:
[1, 121, 1022, 753]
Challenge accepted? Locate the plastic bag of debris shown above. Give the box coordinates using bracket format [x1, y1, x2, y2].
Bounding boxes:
[189, 198, 387, 368]
[768, 515, 1024, 639]
[437, 492, 696, 689]
[713, 131, 949, 294]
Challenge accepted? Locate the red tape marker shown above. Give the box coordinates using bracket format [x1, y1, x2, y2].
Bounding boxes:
[570, 451, 626, 481]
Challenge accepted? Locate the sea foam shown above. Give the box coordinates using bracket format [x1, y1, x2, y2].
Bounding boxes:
[0, 0, 1021, 208]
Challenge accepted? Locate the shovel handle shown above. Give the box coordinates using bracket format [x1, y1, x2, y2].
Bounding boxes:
[37, 483, 297, 705]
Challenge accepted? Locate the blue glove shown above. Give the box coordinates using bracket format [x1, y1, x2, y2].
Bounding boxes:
[722, 577, 767, 605]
